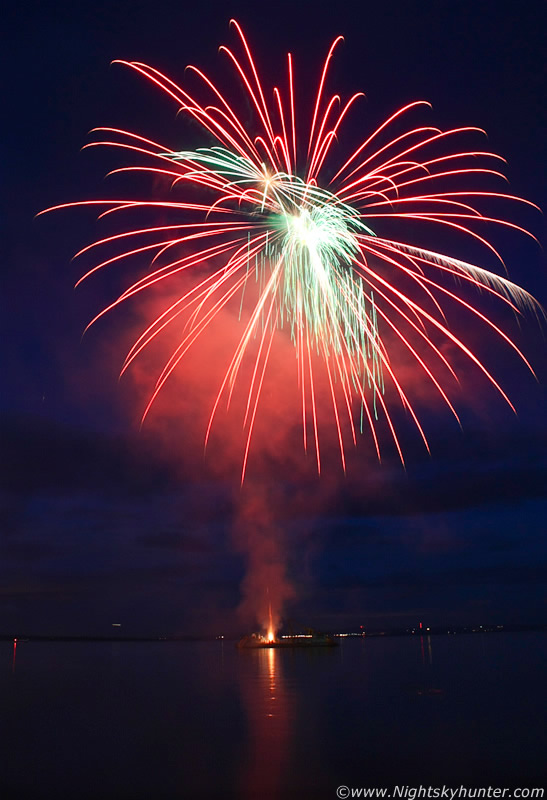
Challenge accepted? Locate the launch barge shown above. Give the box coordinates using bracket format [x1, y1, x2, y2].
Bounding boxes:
[237, 633, 338, 649]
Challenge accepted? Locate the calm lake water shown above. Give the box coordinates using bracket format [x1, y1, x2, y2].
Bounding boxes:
[1, 633, 546, 798]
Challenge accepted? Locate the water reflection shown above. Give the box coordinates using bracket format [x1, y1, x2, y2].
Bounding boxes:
[410, 634, 443, 697]
[420, 634, 433, 666]
[238, 647, 294, 798]
[1, 635, 546, 793]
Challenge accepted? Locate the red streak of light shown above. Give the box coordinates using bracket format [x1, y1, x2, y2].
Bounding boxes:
[267, 603, 275, 643]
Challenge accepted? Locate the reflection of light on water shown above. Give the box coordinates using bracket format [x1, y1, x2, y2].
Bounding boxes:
[420, 635, 434, 666]
[238, 646, 294, 798]
[267, 647, 276, 715]
[12, 639, 17, 674]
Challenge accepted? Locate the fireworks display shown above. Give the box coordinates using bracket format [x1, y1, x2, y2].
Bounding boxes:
[41, 20, 540, 480]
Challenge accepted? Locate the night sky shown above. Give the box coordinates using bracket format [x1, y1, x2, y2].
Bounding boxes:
[2, 0, 546, 637]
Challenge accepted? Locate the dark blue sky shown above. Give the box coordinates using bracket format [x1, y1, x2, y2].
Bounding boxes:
[1, 0, 546, 635]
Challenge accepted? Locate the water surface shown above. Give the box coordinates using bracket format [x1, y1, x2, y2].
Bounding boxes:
[1, 633, 545, 798]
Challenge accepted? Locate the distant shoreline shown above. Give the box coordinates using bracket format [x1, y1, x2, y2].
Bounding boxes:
[2, 623, 546, 643]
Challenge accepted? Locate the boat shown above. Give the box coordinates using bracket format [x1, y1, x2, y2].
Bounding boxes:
[237, 632, 338, 649]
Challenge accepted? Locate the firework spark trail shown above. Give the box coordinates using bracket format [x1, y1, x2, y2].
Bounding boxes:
[40, 20, 541, 481]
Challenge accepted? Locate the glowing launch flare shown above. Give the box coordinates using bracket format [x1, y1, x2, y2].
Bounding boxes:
[41, 21, 540, 480]
[267, 603, 275, 643]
